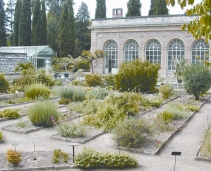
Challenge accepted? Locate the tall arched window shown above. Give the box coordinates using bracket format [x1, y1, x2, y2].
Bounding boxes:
[104, 40, 118, 71]
[146, 39, 161, 64]
[168, 39, 185, 70]
[124, 40, 139, 62]
[192, 39, 209, 64]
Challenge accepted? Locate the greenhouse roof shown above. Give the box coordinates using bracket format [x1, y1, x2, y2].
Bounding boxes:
[0, 46, 56, 58]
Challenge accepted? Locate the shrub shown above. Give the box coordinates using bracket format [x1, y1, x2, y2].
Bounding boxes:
[75, 148, 138, 168]
[85, 74, 102, 87]
[56, 121, 87, 138]
[0, 109, 21, 119]
[146, 94, 163, 108]
[85, 87, 108, 100]
[114, 59, 160, 92]
[182, 63, 211, 100]
[72, 87, 86, 101]
[159, 83, 174, 99]
[0, 74, 9, 93]
[25, 83, 51, 100]
[0, 131, 3, 140]
[52, 149, 68, 163]
[200, 128, 211, 159]
[6, 149, 21, 166]
[184, 104, 200, 112]
[102, 74, 115, 88]
[156, 111, 174, 124]
[76, 59, 90, 72]
[27, 101, 59, 127]
[113, 117, 151, 148]
[36, 69, 55, 87]
[58, 98, 70, 105]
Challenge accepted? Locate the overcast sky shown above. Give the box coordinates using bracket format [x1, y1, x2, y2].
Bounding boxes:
[4, 0, 203, 19]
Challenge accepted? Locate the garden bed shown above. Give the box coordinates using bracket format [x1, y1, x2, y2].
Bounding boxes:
[0, 139, 4, 143]
[51, 127, 104, 144]
[0, 151, 72, 171]
[1, 121, 43, 134]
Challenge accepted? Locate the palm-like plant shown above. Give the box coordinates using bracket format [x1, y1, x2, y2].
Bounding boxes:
[173, 57, 189, 82]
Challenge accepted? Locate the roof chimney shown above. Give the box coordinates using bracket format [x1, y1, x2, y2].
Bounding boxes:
[112, 8, 123, 18]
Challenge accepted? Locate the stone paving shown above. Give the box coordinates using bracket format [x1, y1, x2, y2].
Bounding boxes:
[0, 96, 211, 170]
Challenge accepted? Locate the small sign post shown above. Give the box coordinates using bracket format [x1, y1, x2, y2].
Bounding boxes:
[12, 142, 18, 152]
[69, 143, 79, 164]
[32, 140, 37, 160]
[171, 151, 181, 171]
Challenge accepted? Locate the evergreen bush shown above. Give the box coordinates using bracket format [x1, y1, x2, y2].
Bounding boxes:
[182, 63, 211, 100]
[85, 74, 102, 87]
[25, 83, 51, 100]
[0, 74, 9, 93]
[27, 101, 58, 127]
[114, 59, 160, 92]
[36, 69, 55, 88]
[0, 109, 21, 119]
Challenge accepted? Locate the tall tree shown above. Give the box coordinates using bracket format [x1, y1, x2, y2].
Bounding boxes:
[0, 0, 7, 46]
[13, 0, 22, 46]
[166, 0, 211, 41]
[126, 0, 142, 17]
[149, 0, 169, 15]
[31, 0, 41, 45]
[40, 0, 47, 45]
[95, 0, 106, 18]
[57, 0, 75, 57]
[75, 2, 90, 57]
[18, 0, 31, 46]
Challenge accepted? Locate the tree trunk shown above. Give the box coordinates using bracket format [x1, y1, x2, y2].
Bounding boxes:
[195, 94, 199, 100]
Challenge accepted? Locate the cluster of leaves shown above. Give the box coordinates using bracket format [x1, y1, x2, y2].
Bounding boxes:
[158, 83, 174, 99]
[5, 149, 21, 166]
[75, 148, 138, 168]
[184, 104, 200, 112]
[85, 74, 102, 87]
[145, 94, 163, 108]
[0, 74, 9, 94]
[0, 131, 3, 140]
[24, 83, 51, 100]
[200, 127, 211, 159]
[102, 73, 115, 88]
[15, 120, 30, 129]
[27, 101, 59, 127]
[85, 87, 108, 100]
[113, 117, 152, 148]
[56, 121, 87, 138]
[58, 98, 70, 105]
[0, 109, 21, 119]
[36, 69, 55, 88]
[114, 59, 160, 92]
[52, 149, 68, 164]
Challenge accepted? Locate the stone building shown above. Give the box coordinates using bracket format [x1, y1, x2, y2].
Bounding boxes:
[89, 13, 210, 80]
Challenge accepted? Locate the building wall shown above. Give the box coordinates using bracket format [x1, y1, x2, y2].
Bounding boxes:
[90, 15, 211, 80]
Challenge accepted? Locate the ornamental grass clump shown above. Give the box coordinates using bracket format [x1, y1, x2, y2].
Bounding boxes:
[75, 148, 138, 169]
[158, 83, 174, 99]
[0, 109, 21, 119]
[200, 128, 211, 159]
[25, 83, 51, 100]
[85, 87, 108, 100]
[27, 101, 59, 127]
[52, 149, 68, 163]
[6, 149, 21, 166]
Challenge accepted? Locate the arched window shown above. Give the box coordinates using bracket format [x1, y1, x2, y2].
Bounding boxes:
[104, 40, 118, 70]
[146, 39, 161, 64]
[192, 39, 209, 64]
[168, 39, 185, 70]
[124, 40, 139, 62]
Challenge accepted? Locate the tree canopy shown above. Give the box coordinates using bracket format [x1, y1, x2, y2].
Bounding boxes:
[126, 0, 142, 17]
[149, 0, 169, 15]
[0, 0, 7, 46]
[95, 0, 106, 18]
[166, 0, 211, 41]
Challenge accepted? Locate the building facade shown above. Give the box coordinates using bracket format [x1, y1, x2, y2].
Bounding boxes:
[89, 14, 210, 80]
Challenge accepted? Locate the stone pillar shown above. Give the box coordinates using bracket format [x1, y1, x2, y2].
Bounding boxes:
[161, 47, 167, 78]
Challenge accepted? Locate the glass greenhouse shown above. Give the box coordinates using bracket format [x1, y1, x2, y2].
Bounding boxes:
[0, 46, 56, 73]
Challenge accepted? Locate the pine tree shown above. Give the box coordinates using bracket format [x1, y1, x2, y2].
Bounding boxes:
[40, 0, 47, 45]
[31, 0, 41, 45]
[148, 0, 169, 15]
[95, 0, 106, 19]
[57, 0, 75, 57]
[126, 0, 142, 17]
[18, 0, 31, 46]
[75, 2, 90, 57]
[13, 0, 21, 46]
[0, 0, 7, 46]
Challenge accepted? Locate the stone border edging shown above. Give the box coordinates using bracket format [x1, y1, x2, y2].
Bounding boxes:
[50, 132, 105, 144]
[0, 139, 4, 143]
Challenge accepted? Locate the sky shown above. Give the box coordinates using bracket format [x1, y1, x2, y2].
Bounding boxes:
[3, 0, 203, 19]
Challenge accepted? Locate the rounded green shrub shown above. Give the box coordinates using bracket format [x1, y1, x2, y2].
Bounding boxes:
[58, 98, 70, 105]
[0, 74, 9, 94]
[156, 111, 174, 124]
[182, 63, 211, 100]
[76, 59, 90, 72]
[25, 83, 51, 100]
[0, 109, 21, 119]
[27, 101, 58, 127]
[114, 59, 160, 92]
[36, 69, 55, 87]
[85, 74, 102, 87]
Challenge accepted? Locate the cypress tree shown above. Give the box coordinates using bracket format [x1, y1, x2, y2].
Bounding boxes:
[148, 0, 169, 15]
[13, 0, 22, 46]
[40, 0, 47, 45]
[0, 0, 7, 46]
[18, 0, 31, 46]
[75, 2, 90, 57]
[57, 0, 75, 57]
[95, 0, 106, 19]
[126, 0, 142, 17]
[31, 0, 41, 45]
